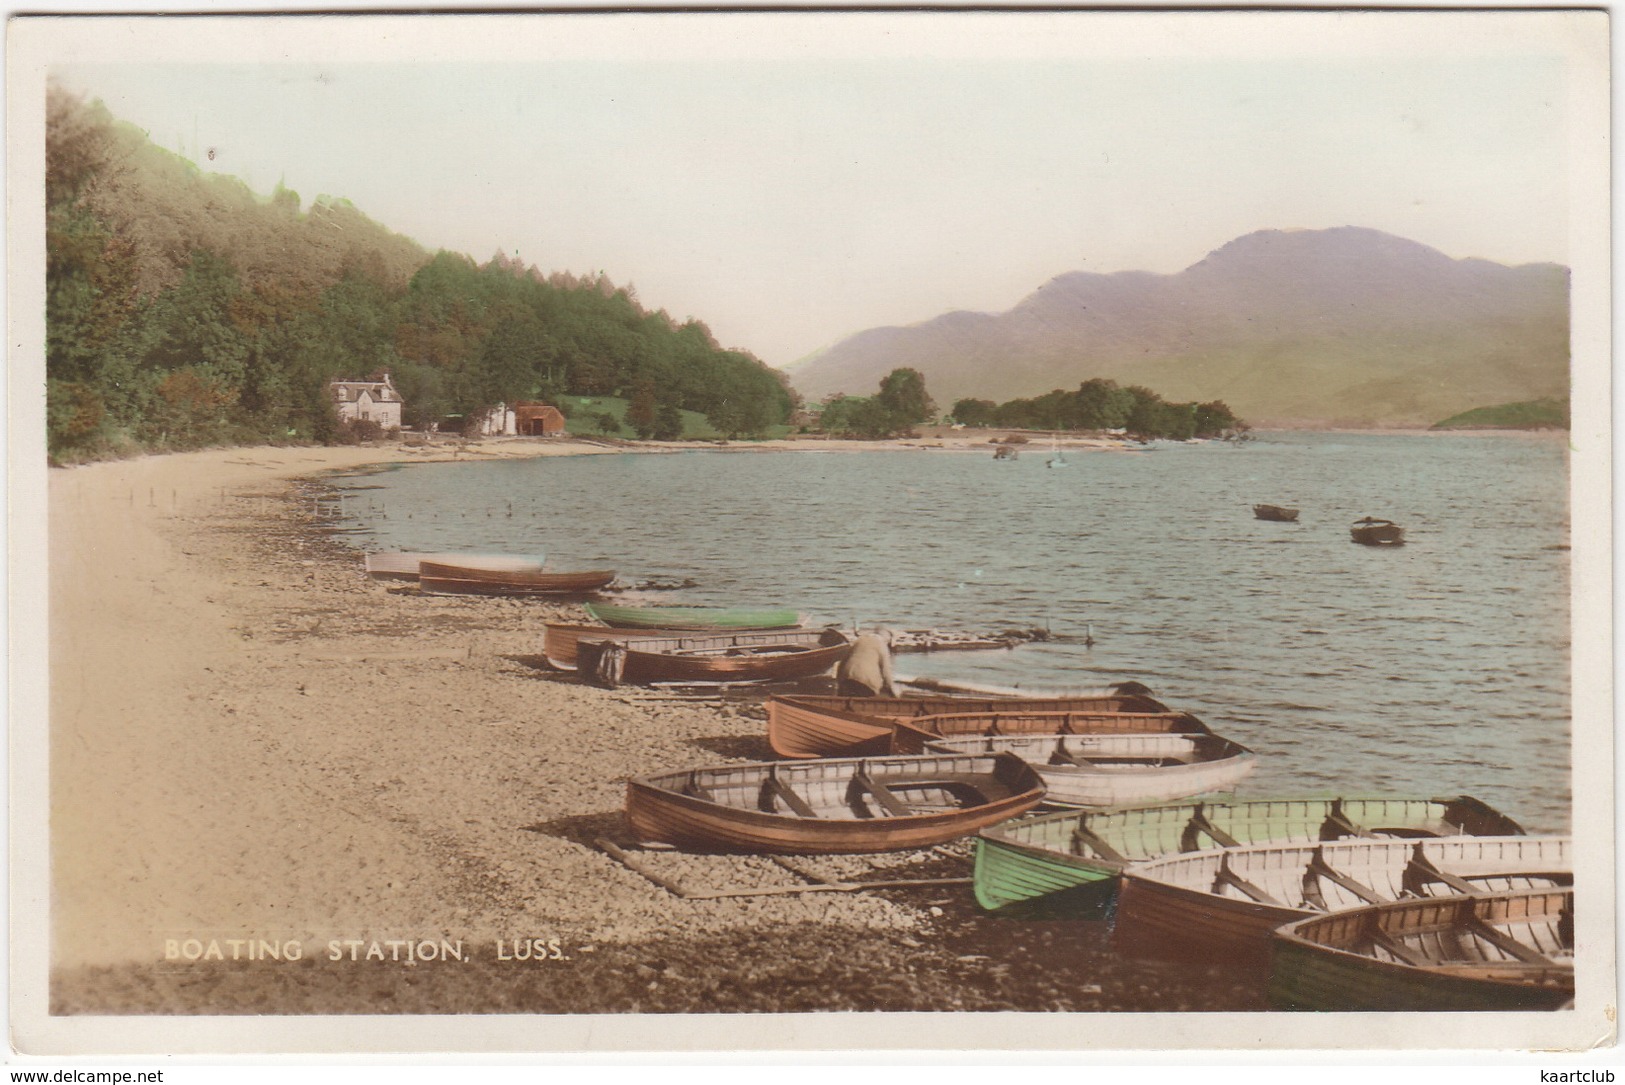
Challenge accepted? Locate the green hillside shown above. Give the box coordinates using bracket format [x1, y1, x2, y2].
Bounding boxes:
[1431, 398, 1569, 430]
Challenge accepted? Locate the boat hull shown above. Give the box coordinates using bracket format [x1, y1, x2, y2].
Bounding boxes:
[888, 710, 1215, 754]
[1351, 519, 1405, 546]
[364, 551, 547, 581]
[625, 751, 1047, 854]
[418, 561, 616, 595]
[973, 795, 1527, 914]
[584, 602, 804, 631]
[1269, 888, 1574, 1011]
[925, 732, 1256, 809]
[543, 622, 788, 671]
[1113, 835, 1570, 970]
[1253, 505, 1299, 522]
[764, 692, 1173, 760]
[580, 629, 852, 687]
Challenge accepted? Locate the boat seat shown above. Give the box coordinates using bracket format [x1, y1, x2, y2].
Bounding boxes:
[1070, 823, 1128, 863]
[759, 770, 819, 819]
[1304, 847, 1389, 909]
[1181, 806, 1240, 851]
[849, 771, 915, 818]
[1212, 853, 1284, 906]
[682, 773, 718, 803]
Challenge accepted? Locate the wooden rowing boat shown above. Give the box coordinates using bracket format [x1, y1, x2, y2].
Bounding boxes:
[923, 732, 1256, 809]
[542, 623, 711, 671]
[1252, 505, 1299, 522]
[972, 796, 1526, 915]
[578, 628, 853, 687]
[417, 561, 616, 596]
[888, 709, 1215, 754]
[583, 602, 804, 631]
[765, 688, 1172, 760]
[624, 751, 1046, 854]
[1268, 886, 1574, 1011]
[364, 551, 547, 581]
[1351, 517, 1405, 546]
[1113, 835, 1570, 969]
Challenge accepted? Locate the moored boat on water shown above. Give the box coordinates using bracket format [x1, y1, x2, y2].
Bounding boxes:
[584, 602, 805, 631]
[1267, 886, 1574, 1012]
[578, 628, 852, 687]
[972, 795, 1527, 915]
[765, 687, 1171, 760]
[623, 751, 1046, 854]
[922, 731, 1256, 810]
[1113, 835, 1570, 969]
[1252, 504, 1299, 522]
[1351, 517, 1406, 546]
[364, 551, 548, 581]
[417, 560, 616, 596]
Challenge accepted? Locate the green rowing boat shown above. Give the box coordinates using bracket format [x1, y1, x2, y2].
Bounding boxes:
[972, 795, 1525, 916]
[584, 602, 804, 631]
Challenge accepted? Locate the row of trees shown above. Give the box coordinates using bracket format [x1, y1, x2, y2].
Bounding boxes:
[816, 368, 937, 439]
[46, 87, 795, 460]
[951, 378, 1250, 441]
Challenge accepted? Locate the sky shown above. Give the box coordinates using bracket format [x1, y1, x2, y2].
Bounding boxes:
[33, 11, 1599, 370]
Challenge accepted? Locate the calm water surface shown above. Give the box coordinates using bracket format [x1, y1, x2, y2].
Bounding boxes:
[332, 432, 1572, 832]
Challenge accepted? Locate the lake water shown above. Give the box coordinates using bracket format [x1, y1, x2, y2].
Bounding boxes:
[330, 432, 1572, 833]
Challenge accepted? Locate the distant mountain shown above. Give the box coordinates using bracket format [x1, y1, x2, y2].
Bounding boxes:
[788, 228, 1570, 428]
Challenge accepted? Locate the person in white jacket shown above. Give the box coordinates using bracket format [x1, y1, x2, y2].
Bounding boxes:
[837, 629, 897, 697]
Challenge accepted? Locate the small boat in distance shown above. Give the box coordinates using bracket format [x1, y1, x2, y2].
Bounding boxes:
[1351, 517, 1406, 546]
[993, 444, 1018, 461]
[1047, 433, 1068, 468]
[971, 795, 1526, 915]
[1269, 886, 1574, 1012]
[584, 602, 804, 631]
[624, 751, 1046, 854]
[1253, 504, 1299, 522]
[922, 731, 1256, 809]
[578, 628, 852, 688]
[417, 561, 616, 596]
[364, 551, 547, 581]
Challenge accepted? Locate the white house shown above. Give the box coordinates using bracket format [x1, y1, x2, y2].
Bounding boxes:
[330, 372, 404, 429]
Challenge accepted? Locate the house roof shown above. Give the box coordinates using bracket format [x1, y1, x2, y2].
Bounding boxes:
[331, 379, 403, 404]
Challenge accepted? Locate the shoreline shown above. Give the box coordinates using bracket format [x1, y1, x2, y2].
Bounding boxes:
[45, 436, 1263, 1014]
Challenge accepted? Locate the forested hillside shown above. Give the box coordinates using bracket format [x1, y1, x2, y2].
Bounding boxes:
[45, 86, 794, 461]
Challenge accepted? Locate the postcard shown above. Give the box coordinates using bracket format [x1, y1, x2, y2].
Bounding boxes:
[7, 7, 1614, 1061]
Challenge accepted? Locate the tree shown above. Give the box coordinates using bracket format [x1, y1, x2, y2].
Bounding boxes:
[626, 381, 658, 439]
[950, 398, 997, 427]
[877, 367, 936, 425]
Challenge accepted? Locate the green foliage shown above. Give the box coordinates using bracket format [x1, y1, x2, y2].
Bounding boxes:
[43, 85, 797, 461]
[949, 398, 996, 426]
[818, 368, 941, 438]
[961, 378, 1248, 440]
[1431, 398, 1568, 430]
[876, 367, 935, 424]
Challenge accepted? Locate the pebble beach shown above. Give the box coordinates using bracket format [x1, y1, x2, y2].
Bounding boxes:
[43, 435, 1266, 1019]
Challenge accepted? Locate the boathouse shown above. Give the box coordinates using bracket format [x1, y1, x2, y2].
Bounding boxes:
[330, 372, 404, 429]
[513, 402, 566, 436]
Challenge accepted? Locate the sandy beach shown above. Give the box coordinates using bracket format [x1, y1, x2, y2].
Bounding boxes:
[43, 434, 1261, 1016]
